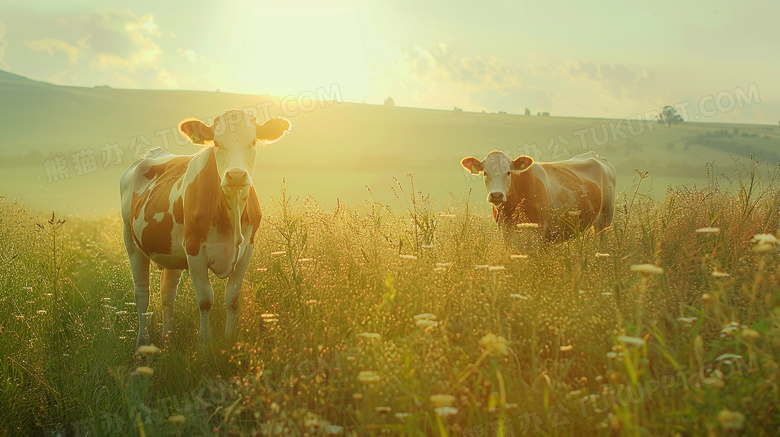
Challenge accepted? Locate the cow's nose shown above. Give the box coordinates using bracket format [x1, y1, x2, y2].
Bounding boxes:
[489, 192, 504, 203]
[223, 168, 251, 187]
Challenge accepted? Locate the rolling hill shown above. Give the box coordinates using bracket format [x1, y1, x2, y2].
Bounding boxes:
[1, 70, 778, 215]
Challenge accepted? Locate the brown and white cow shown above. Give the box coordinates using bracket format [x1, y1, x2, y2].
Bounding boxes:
[460, 151, 616, 240]
[120, 109, 290, 350]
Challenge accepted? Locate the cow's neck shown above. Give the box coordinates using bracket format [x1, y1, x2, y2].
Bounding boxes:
[501, 166, 542, 222]
[198, 148, 249, 271]
[226, 188, 247, 271]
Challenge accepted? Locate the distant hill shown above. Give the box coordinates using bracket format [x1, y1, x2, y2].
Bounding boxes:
[0, 70, 37, 82]
[0, 70, 778, 215]
[0, 71, 288, 157]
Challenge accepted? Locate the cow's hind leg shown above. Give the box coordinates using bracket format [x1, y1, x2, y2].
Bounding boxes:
[161, 268, 183, 345]
[225, 246, 253, 343]
[123, 228, 151, 350]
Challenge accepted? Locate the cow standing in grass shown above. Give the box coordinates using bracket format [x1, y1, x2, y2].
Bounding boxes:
[461, 151, 616, 241]
[120, 109, 290, 350]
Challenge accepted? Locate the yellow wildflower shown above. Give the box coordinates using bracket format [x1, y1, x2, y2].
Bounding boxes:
[480, 333, 509, 356]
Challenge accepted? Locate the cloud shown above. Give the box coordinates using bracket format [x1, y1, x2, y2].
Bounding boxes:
[0, 23, 7, 67]
[85, 10, 162, 73]
[23, 8, 177, 89]
[392, 43, 551, 113]
[406, 43, 521, 91]
[566, 61, 655, 101]
[177, 48, 207, 64]
[25, 38, 87, 66]
[471, 88, 552, 114]
[50, 68, 80, 84]
[391, 44, 670, 117]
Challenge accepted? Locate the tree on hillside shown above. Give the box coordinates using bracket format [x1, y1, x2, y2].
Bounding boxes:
[659, 105, 684, 127]
[524, 108, 531, 116]
[384, 97, 395, 107]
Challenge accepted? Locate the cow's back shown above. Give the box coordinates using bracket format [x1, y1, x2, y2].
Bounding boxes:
[538, 152, 616, 234]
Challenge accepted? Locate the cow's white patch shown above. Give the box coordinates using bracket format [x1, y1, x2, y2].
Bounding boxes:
[212, 110, 258, 192]
[481, 151, 513, 203]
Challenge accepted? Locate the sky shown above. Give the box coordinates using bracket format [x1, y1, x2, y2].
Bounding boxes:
[0, 0, 777, 124]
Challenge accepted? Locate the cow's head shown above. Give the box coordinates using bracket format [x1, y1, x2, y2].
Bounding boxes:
[178, 110, 290, 194]
[461, 151, 534, 204]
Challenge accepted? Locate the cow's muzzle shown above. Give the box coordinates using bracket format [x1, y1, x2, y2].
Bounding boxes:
[222, 168, 252, 189]
[489, 192, 506, 204]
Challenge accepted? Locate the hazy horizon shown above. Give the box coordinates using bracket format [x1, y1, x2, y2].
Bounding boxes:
[1, 67, 775, 127]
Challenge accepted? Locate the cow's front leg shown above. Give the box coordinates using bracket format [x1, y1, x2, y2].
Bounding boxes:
[187, 255, 214, 348]
[160, 268, 183, 345]
[124, 229, 151, 351]
[225, 245, 253, 342]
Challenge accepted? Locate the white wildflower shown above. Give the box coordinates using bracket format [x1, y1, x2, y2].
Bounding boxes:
[429, 394, 456, 408]
[137, 344, 160, 356]
[717, 409, 745, 430]
[617, 335, 645, 347]
[434, 406, 458, 417]
[630, 264, 664, 275]
[357, 371, 380, 384]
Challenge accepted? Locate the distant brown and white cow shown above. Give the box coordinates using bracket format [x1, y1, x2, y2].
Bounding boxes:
[460, 151, 616, 240]
[120, 109, 290, 350]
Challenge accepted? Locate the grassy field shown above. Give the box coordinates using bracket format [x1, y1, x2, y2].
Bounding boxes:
[0, 162, 778, 436]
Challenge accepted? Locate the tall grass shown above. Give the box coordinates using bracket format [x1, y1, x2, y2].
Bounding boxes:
[0, 163, 778, 436]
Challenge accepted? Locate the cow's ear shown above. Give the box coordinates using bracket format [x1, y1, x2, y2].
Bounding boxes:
[461, 157, 483, 174]
[256, 117, 291, 145]
[512, 155, 534, 172]
[178, 118, 214, 145]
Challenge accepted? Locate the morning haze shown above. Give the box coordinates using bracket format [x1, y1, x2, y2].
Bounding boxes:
[0, 1, 778, 436]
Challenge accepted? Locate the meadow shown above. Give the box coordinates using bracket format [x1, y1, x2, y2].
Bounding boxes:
[0, 160, 778, 436]
[3, 70, 780, 217]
